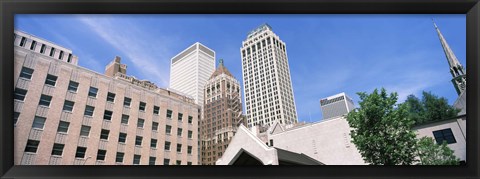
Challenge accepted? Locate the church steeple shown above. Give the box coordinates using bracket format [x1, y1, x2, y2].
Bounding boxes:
[433, 19, 466, 95]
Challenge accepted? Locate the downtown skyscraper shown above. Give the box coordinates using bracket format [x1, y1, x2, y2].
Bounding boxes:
[240, 24, 298, 127]
[170, 42, 216, 108]
[201, 59, 243, 165]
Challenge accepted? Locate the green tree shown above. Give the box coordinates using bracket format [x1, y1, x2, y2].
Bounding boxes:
[416, 137, 460, 165]
[347, 88, 418, 165]
[405, 91, 460, 125]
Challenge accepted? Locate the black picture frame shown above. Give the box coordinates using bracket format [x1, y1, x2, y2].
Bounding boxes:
[1, 0, 479, 178]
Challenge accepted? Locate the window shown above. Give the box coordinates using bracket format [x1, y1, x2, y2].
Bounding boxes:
[14, 88, 27, 101]
[45, 74, 57, 86]
[123, 97, 131, 107]
[49, 47, 55, 57]
[84, 105, 95, 117]
[166, 109, 172, 118]
[32, 116, 46, 129]
[59, 51, 64, 60]
[14, 112, 20, 125]
[149, 157, 156, 165]
[135, 136, 143, 146]
[30, 40, 37, 50]
[150, 139, 157, 148]
[80, 125, 91, 137]
[103, 110, 113, 121]
[153, 106, 159, 115]
[67, 54, 72, 63]
[24, 140, 40, 153]
[188, 116, 193, 124]
[62, 100, 75, 112]
[139, 102, 146, 112]
[51, 143, 64, 156]
[38, 95, 52, 107]
[269, 139, 274, 146]
[88, 87, 98, 98]
[68, 81, 79, 92]
[151, 122, 159, 131]
[19, 37, 26, 47]
[177, 128, 182, 137]
[164, 141, 171, 151]
[57, 121, 70, 133]
[188, 130, 193, 139]
[164, 159, 170, 165]
[40, 44, 46, 53]
[116, 152, 124, 163]
[187, 146, 192, 154]
[433, 128, 457, 144]
[75, 147, 87, 158]
[100, 129, 110, 140]
[137, 118, 144, 128]
[121, 115, 129, 124]
[176, 144, 182, 153]
[97, 150, 106, 160]
[107, 92, 115, 102]
[165, 125, 171, 135]
[176, 160, 181, 165]
[133, 155, 141, 165]
[20, 67, 34, 79]
[119, 133, 127, 143]
[178, 113, 183, 121]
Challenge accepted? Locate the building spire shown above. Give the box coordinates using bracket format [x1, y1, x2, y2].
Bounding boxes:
[433, 19, 466, 95]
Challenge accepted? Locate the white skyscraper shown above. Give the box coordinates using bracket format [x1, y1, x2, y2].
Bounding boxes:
[320, 92, 355, 120]
[241, 23, 298, 127]
[170, 42, 216, 107]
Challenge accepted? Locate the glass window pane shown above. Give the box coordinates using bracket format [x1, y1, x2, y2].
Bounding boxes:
[32, 116, 46, 129]
[57, 121, 70, 133]
[14, 88, 28, 101]
[88, 87, 98, 98]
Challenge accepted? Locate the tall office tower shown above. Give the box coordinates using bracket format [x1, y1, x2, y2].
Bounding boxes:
[14, 30, 79, 65]
[14, 33, 199, 165]
[433, 20, 466, 95]
[240, 23, 298, 127]
[170, 42, 216, 107]
[201, 59, 243, 165]
[105, 56, 127, 77]
[320, 92, 355, 120]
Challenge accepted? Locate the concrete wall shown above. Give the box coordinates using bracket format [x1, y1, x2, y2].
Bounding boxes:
[413, 116, 466, 161]
[268, 117, 366, 165]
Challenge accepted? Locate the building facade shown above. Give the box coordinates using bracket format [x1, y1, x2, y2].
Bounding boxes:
[14, 30, 79, 65]
[241, 23, 298, 127]
[201, 60, 243, 165]
[169, 42, 216, 107]
[14, 36, 199, 165]
[320, 92, 355, 120]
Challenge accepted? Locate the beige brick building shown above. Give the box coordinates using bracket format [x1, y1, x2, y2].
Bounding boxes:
[13, 32, 199, 165]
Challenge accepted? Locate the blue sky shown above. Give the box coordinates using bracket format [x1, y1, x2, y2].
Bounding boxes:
[15, 14, 466, 123]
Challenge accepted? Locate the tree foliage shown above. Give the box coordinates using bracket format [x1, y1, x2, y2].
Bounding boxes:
[416, 137, 460, 165]
[405, 91, 460, 125]
[347, 88, 418, 165]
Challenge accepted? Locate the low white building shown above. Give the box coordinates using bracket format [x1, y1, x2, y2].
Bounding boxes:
[217, 117, 365, 165]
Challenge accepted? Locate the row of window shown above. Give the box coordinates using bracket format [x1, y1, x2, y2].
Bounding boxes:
[16, 36, 73, 63]
[16, 68, 195, 124]
[25, 139, 192, 165]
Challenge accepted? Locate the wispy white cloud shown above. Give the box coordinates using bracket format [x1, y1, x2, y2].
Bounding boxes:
[76, 15, 173, 87]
